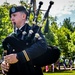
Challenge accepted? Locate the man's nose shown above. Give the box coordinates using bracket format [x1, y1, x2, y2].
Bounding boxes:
[11, 16, 15, 21]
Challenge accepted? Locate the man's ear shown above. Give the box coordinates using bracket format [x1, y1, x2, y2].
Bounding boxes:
[22, 13, 26, 19]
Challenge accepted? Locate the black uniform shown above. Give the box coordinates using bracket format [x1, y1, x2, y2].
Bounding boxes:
[3, 23, 47, 75]
[2, 6, 60, 75]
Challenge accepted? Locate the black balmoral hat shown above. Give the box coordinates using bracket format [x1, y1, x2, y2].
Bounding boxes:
[9, 6, 28, 17]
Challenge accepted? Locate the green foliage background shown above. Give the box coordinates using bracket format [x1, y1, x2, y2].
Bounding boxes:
[0, 1, 75, 60]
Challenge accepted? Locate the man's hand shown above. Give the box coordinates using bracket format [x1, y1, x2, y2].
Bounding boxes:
[1, 61, 9, 74]
[4, 54, 18, 64]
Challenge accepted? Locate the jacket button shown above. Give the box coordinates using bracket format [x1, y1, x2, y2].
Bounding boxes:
[26, 43, 28, 45]
[13, 49, 15, 52]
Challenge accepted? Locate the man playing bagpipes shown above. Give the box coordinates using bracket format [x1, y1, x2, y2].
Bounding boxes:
[1, 1, 60, 75]
[1, 5, 48, 75]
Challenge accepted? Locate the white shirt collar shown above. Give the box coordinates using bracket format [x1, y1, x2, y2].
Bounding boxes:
[16, 25, 24, 30]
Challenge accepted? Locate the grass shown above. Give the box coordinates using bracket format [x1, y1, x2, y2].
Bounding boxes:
[43, 70, 75, 75]
[0, 70, 75, 75]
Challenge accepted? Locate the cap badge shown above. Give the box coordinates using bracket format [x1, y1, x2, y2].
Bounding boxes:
[11, 7, 16, 12]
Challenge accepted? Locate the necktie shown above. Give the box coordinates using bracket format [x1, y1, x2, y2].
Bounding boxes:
[17, 29, 20, 34]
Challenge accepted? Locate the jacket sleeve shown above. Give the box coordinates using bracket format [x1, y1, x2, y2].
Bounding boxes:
[17, 32, 47, 64]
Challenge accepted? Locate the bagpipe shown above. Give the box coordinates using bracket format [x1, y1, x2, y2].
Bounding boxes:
[2, 1, 60, 67]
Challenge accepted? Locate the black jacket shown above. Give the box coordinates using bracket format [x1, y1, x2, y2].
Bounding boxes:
[3, 23, 47, 75]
